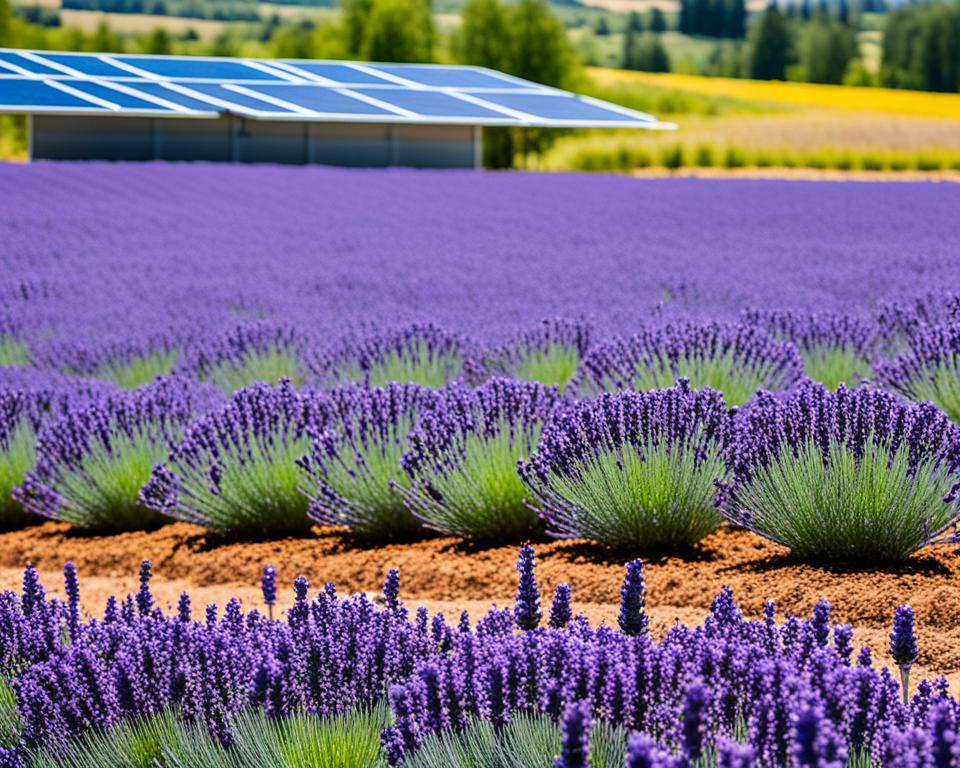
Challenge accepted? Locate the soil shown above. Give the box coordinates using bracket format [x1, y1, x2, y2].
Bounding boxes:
[1, 522, 958, 688]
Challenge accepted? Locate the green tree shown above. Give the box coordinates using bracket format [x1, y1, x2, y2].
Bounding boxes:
[269, 22, 315, 58]
[801, 12, 856, 84]
[749, 5, 792, 80]
[457, 0, 511, 69]
[882, 4, 960, 92]
[342, 0, 375, 56]
[648, 7, 667, 33]
[507, 0, 574, 87]
[361, 0, 434, 62]
[624, 30, 670, 72]
[0, 0, 10, 47]
[594, 16, 610, 35]
[141, 27, 173, 54]
[88, 22, 124, 52]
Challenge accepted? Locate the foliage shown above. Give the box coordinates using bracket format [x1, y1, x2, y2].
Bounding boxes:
[678, 0, 746, 39]
[622, 31, 670, 73]
[800, 11, 858, 85]
[882, 3, 960, 93]
[749, 6, 794, 81]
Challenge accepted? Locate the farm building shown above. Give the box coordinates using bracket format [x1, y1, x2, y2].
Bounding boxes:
[0, 49, 671, 168]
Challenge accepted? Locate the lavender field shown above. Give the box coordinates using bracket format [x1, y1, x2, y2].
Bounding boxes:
[3, 163, 960, 767]
[3, 163, 960, 342]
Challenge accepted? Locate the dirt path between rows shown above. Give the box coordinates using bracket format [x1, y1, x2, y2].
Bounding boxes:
[1, 522, 957, 688]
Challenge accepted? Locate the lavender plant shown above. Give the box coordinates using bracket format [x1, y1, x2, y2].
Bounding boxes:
[177, 322, 315, 393]
[522, 382, 733, 549]
[397, 379, 561, 539]
[297, 383, 437, 538]
[743, 309, 878, 389]
[321, 323, 468, 388]
[141, 380, 329, 534]
[0, 318, 28, 368]
[721, 380, 960, 562]
[14, 377, 218, 531]
[875, 321, 960, 424]
[475, 318, 592, 393]
[41, 332, 184, 390]
[576, 321, 803, 406]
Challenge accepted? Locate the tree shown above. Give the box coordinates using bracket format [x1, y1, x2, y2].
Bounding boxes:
[801, 12, 856, 83]
[342, 0, 375, 56]
[0, 0, 10, 47]
[361, 0, 434, 62]
[457, 0, 511, 69]
[882, 4, 960, 92]
[594, 17, 610, 35]
[88, 22, 123, 52]
[141, 27, 173, 54]
[626, 10, 644, 33]
[749, 5, 792, 80]
[508, 0, 575, 88]
[624, 31, 670, 71]
[649, 7, 667, 33]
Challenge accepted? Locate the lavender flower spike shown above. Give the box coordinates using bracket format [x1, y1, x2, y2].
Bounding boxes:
[890, 604, 919, 704]
[618, 559, 649, 636]
[514, 543, 542, 631]
[555, 699, 591, 768]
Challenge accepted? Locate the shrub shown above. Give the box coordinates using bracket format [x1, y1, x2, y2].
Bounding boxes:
[472, 318, 592, 393]
[15, 377, 218, 531]
[721, 380, 960, 562]
[576, 320, 803, 406]
[322, 323, 469, 388]
[522, 382, 733, 549]
[0, 316, 28, 368]
[177, 322, 315, 393]
[742, 308, 878, 389]
[141, 380, 328, 535]
[875, 321, 960, 423]
[397, 378, 561, 539]
[298, 383, 438, 538]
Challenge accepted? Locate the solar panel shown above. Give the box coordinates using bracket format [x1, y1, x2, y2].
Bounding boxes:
[473, 92, 655, 123]
[367, 64, 541, 90]
[0, 47, 671, 129]
[0, 78, 107, 109]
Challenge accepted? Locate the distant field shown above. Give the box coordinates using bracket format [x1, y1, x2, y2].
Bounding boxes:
[58, 8, 229, 36]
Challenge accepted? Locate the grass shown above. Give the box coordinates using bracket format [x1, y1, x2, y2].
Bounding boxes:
[799, 346, 872, 390]
[402, 424, 543, 540]
[533, 440, 726, 549]
[729, 436, 960, 562]
[203, 347, 303, 392]
[49, 430, 169, 530]
[97, 350, 179, 390]
[0, 422, 37, 528]
[0, 337, 30, 368]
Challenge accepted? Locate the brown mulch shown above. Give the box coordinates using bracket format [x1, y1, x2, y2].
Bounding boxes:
[1, 522, 958, 681]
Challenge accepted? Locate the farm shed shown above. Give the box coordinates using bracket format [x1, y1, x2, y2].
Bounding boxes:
[0, 49, 672, 168]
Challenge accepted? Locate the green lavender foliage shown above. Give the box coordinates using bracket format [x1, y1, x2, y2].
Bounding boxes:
[541, 440, 725, 549]
[0, 337, 29, 367]
[0, 421, 36, 527]
[630, 349, 776, 407]
[410, 425, 542, 540]
[204, 347, 303, 393]
[32, 706, 388, 768]
[406, 712, 626, 768]
[509, 343, 581, 393]
[897, 360, 960, 425]
[366, 339, 462, 388]
[0, 679, 20, 749]
[52, 430, 169, 530]
[733, 436, 960, 562]
[98, 350, 179, 390]
[203, 434, 312, 534]
[799, 346, 872, 391]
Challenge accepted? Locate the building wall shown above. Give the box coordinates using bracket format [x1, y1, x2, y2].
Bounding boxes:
[30, 115, 481, 169]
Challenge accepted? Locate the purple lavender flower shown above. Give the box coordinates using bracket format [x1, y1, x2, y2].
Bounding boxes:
[625, 733, 679, 768]
[682, 680, 710, 761]
[513, 544, 541, 631]
[549, 584, 572, 629]
[890, 604, 919, 704]
[618, 559, 649, 636]
[522, 381, 734, 548]
[261, 565, 276, 619]
[555, 699, 591, 768]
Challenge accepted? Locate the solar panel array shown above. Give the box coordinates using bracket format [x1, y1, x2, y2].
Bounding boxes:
[0, 49, 668, 128]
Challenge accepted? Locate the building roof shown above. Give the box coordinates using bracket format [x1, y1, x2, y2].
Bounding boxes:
[0, 49, 674, 129]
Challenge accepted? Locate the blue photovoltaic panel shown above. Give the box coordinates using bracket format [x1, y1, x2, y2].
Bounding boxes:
[0, 78, 105, 108]
[38, 53, 134, 78]
[126, 82, 220, 113]
[474, 92, 650, 122]
[359, 87, 512, 119]
[61, 80, 180, 111]
[114, 56, 285, 81]
[0, 51, 63, 76]
[173, 83, 302, 113]
[241, 84, 397, 116]
[280, 61, 394, 86]
[369, 64, 537, 90]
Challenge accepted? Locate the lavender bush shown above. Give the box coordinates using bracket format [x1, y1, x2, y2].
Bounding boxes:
[397, 379, 561, 539]
[142, 380, 329, 535]
[15, 377, 218, 531]
[576, 321, 803, 406]
[298, 383, 438, 538]
[521, 381, 734, 549]
[721, 380, 960, 562]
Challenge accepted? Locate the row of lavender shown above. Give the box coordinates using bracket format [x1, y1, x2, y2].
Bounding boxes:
[0, 548, 950, 767]
[2, 365, 960, 562]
